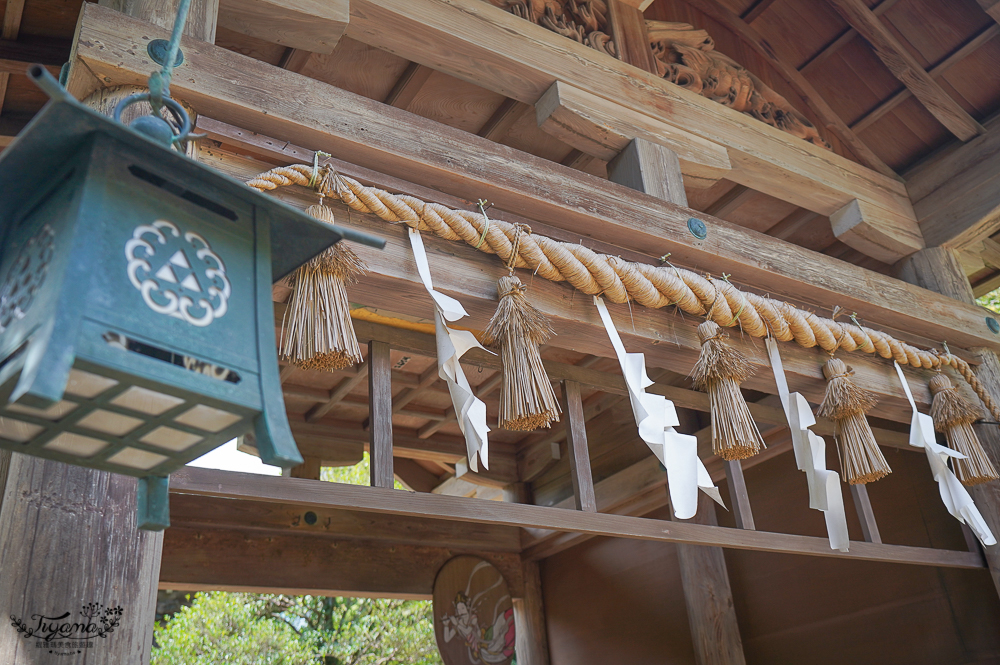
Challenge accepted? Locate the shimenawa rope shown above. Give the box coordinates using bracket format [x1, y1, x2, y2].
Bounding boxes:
[245, 163, 1000, 421]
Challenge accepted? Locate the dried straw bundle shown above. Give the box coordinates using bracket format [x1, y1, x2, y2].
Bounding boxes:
[818, 357, 890, 484]
[691, 320, 765, 460]
[481, 274, 561, 430]
[279, 204, 366, 371]
[929, 373, 999, 486]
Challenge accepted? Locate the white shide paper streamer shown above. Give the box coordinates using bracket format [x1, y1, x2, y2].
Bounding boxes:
[408, 228, 492, 471]
[892, 361, 996, 546]
[594, 296, 722, 520]
[766, 338, 850, 551]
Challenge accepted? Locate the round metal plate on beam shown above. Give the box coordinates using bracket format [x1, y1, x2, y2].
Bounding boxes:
[147, 39, 184, 67]
[687, 217, 708, 240]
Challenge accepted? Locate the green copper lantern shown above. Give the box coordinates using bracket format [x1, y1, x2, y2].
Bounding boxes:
[0, 67, 384, 529]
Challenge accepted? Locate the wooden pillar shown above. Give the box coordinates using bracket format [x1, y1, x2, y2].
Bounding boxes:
[606, 0, 658, 74]
[674, 493, 748, 665]
[850, 484, 882, 544]
[560, 380, 597, 512]
[0, 455, 164, 664]
[368, 340, 394, 488]
[504, 485, 551, 665]
[895, 247, 1000, 597]
[287, 457, 322, 480]
[609, 137, 747, 663]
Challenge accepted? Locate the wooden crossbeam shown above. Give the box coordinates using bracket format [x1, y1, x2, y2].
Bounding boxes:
[825, 0, 986, 141]
[170, 467, 986, 569]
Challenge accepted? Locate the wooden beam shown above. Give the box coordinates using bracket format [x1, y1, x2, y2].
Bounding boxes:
[725, 459, 756, 530]
[393, 457, 441, 492]
[799, 0, 900, 74]
[65, 16, 983, 351]
[369, 340, 395, 488]
[562, 380, 597, 513]
[825, 0, 986, 141]
[160, 526, 522, 599]
[99, 0, 218, 41]
[217, 0, 348, 52]
[682, 0, 898, 178]
[851, 24, 1000, 135]
[278, 47, 313, 73]
[978, 0, 1000, 25]
[907, 115, 1000, 250]
[535, 80, 731, 186]
[338, 0, 909, 198]
[0, 36, 69, 66]
[383, 62, 434, 110]
[169, 492, 521, 551]
[170, 467, 986, 569]
[830, 197, 924, 264]
[704, 184, 753, 218]
[850, 483, 882, 544]
[674, 492, 748, 665]
[606, 0, 658, 74]
[767, 209, 820, 240]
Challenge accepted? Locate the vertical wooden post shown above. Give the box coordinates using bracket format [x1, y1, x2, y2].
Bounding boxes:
[287, 457, 323, 480]
[725, 460, 756, 530]
[513, 559, 552, 665]
[561, 380, 597, 512]
[368, 340, 394, 488]
[674, 493, 748, 665]
[0, 455, 164, 664]
[850, 484, 882, 544]
[605, 0, 659, 74]
[610, 138, 747, 663]
[895, 247, 1000, 597]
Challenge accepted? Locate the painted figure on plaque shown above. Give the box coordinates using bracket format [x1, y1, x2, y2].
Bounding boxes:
[434, 557, 516, 665]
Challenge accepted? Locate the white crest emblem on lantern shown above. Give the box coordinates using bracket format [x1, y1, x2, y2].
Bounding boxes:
[125, 220, 231, 327]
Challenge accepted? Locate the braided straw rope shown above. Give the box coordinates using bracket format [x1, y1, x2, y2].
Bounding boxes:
[247, 164, 1000, 421]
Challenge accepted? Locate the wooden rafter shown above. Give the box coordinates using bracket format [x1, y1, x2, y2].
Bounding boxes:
[825, 0, 986, 141]
[384, 62, 434, 110]
[477, 97, 529, 141]
[741, 0, 780, 23]
[852, 23, 1000, 134]
[682, 0, 898, 178]
[0, 0, 27, 120]
[799, 0, 901, 74]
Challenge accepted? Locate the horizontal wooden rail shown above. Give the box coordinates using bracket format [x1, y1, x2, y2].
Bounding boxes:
[170, 468, 986, 570]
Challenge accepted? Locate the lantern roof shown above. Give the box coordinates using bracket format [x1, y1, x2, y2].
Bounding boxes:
[0, 93, 383, 281]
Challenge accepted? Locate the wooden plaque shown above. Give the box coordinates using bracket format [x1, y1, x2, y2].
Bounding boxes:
[433, 556, 516, 665]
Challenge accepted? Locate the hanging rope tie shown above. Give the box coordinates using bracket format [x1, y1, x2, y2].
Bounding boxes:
[691, 320, 765, 460]
[929, 373, 999, 486]
[481, 222, 561, 431]
[819, 357, 891, 484]
[244, 163, 1000, 421]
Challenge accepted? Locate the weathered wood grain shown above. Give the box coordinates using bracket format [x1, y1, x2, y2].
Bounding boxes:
[217, 0, 349, 53]
[561, 380, 597, 512]
[0, 456, 163, 664]
[368, 340, 395, 488]
[170, 467, 985, 569]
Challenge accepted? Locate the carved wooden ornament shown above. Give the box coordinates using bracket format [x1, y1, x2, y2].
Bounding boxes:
[433, 556, 516, 665]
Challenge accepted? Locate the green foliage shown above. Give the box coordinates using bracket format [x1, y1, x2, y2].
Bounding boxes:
[978, 288, 1000, 314]
[153, 456, 440, 665]
[151, 592, 315, 665]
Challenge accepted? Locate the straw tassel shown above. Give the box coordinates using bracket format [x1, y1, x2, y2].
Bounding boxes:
[480, 274, 561, 431]
[929, 373, 999, 486]
[691, 320, 765, 460]
[818, 357, 890, 484]
[279, 204, 366, 371]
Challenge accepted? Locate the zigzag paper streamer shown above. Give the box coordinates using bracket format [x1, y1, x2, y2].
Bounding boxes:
[594, 297, 722, 520]
[408, 228, 492, 471]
